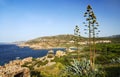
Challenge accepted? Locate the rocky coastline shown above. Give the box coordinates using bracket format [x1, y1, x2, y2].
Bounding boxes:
[0, 49, 66, 77]
[18, 43, 66, 50]
[0, 57, 32, 77]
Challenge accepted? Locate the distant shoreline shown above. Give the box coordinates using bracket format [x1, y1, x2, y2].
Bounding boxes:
[18, 43, 67, 50]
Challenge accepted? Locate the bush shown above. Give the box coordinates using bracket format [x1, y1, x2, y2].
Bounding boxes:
[53, 56, 71, 65]
[30, 71, 42, 77]
[95, 55, 108, 64]
[47, 54, 54, 58]
[104, 65, 120, 77]
[40, 62, 65, 77]
[96, 53, 120, 64]
[37, 60, 48, 66]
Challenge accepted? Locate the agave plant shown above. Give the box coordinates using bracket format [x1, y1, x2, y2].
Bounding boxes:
[60, 58, 104, 77]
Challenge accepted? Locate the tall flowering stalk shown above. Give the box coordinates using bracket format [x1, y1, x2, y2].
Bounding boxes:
[83, 5, 100, 69]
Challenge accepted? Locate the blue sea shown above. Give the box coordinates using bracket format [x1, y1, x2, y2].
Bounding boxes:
[0, 44, 66, 66]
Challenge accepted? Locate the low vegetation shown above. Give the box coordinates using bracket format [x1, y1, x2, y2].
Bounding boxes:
[22, 42, 120, 77]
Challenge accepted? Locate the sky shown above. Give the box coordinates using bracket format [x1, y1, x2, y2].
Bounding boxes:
[0, 0, 120, 42]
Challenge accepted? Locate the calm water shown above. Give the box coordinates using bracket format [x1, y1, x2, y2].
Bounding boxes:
[0, 44, 65, 65]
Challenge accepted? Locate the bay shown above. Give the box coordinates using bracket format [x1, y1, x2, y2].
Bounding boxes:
[0, 44, 65, 65]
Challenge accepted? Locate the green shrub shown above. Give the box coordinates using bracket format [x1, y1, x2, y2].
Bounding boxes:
[95, 55, 108, 64]
[30, 71, 42, 77]
[104, 65, 120, 77]
[47, 54, 54, 58]
[53, 56, 71, 65]
[37, 60, 48, 66]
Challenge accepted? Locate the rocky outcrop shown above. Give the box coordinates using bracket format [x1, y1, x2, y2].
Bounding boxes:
[0, 57, 32, 77]
[0, 64, 30, 77]
[55, 50, 66, 58]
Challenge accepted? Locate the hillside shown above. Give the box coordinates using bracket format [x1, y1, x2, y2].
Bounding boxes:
[19, 34, 120, 49]
[19, 34, 85, 49]
[98, 34, 120, 43]
[109, 34, 120, 38]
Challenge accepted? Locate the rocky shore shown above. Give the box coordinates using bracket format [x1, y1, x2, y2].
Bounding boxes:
[18, 43, 66, 50]
[0, 50, 66, 77]
[0, 57, 32, 77]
